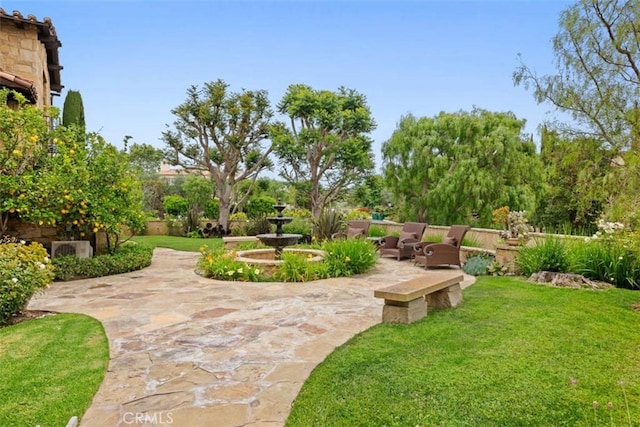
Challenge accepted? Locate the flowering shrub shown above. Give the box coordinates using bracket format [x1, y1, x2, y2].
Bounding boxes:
[273, 252, 329, 282]
[197, 248, 263, 281]
[0, 240, 54, 324]
[572, 220, 640, 289]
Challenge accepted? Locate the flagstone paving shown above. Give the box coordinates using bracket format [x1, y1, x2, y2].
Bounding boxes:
[29, 248, 475, 427]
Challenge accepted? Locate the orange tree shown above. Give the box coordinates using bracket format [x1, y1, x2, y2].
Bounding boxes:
[0, 89, 145, 252]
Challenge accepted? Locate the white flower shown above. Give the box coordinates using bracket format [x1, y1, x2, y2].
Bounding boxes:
[11, 278, 18, 283]
[618, 256, 623, 260]
[43, 257, 50, 263]
[38, 263, 45, 269]
[584, 237, 591, 243]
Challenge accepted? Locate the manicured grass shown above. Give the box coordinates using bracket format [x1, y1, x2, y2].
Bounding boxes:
[0, 313, 109, 427]
[130, 235, 223, 252]
[287, 277, 640, 426]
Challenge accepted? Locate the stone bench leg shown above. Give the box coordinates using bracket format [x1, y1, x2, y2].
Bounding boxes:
[426, 284, 463, 308]
[382, 297, 427, 324]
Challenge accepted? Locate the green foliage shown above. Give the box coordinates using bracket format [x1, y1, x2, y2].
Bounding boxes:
[352, 174, 387, 210]
[533, 130, 607, 234]
[487, 261, 508, 276]
[198, 249, 263, 281]
[127, 142, 165, 178]
[246, 216, 272, 236]
[321, 238, 377, 277]
[163, 195, 189, 216]
[61, 90, 86, 131]
[162, 80, 274, 230]
[367, 225, 387, 238]
[345, 208, 370, 221]
[313, 210, 344, 240]
[462, 255, 492, 276]
[514, 1, 640, 231]
[0, 314, 108, 427]
[181, 176, 213, 212]
[283, 207, 312, 219]
[204, 199, 220, 220]
[52, 242, 153, 281]
[272, 84, 376, 217]
[382, 110, 543, 226]
[282, 217, 312, 241]
[0, 90, 54, 234]
[569, 237, 640, 290]
[273, 252, 328, 282]
[245, 196, 277, 219]
[517, 236, 570, 276]
[0, 241, 54, 324]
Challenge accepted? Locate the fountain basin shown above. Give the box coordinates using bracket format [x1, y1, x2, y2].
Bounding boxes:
[235, 248, 326, 274]
[256, 233, 302, 248]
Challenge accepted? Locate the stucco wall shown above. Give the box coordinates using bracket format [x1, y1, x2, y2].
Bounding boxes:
[0, 23, 52, 107]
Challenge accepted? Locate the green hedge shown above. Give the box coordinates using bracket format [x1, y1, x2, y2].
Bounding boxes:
[53, 242, 153, 281]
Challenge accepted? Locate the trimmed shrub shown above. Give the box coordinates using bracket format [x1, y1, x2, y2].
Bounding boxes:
[245, 196, 277, 219]
[52, 242, 153, 281]
[0, 240, 55, 324]
[162, 195, 189, 216]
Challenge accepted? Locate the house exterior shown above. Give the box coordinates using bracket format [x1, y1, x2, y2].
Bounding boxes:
[0, 8, 63, 107]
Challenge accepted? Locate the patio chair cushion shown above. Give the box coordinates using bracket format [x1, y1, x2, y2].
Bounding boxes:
[443, 236, 457, 246]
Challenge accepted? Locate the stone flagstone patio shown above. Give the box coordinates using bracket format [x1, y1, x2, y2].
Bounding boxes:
[29, 248, 474, 427]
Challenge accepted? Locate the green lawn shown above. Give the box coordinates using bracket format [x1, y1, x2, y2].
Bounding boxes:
[287, 277, 640, 426]
[0, 313, 109, 427]
[130, 235, 223, 252]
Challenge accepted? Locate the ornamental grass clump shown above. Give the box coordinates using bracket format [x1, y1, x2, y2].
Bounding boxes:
[516, 236, 570, 276]
[569, 220, 640, 290]
[0, 238, 54, 324]
[322, 238, 377, 277]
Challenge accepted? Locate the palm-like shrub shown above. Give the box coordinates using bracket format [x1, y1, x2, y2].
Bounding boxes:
[314, 210, 344, 240]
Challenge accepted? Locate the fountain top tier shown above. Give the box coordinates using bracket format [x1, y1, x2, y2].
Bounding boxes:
[268, 201, 292, 236]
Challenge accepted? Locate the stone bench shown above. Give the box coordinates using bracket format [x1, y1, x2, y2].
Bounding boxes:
[223, 236, 259, 249]
[374, 272, 464, 324]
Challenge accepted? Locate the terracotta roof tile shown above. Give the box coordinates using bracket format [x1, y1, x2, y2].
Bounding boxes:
[0, 8, 63, 94]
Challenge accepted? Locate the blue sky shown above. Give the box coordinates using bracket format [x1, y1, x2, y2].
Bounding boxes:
[5, 0, 571, 171]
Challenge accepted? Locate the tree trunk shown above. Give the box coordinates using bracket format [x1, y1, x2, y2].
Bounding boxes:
[218, 185, 233, 231]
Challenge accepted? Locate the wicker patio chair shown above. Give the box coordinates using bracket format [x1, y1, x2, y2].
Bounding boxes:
[414, 225, 470, 269]
[378, 222, 427, 261]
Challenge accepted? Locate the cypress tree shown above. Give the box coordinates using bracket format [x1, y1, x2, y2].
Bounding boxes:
[62, 90, 86, 131]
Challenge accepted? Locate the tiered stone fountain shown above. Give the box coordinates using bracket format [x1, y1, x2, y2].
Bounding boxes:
[234, 202, 325, 272]
[256, 201, 301, 259]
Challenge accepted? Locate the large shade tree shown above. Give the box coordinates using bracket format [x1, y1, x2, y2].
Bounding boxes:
[162, 80, 274, 229]
[514, 0, 640, 227]
[382, 109, 543, 226]
[271, 84, 376, 218]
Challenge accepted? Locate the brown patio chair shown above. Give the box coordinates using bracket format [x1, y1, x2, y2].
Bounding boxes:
[331, 220, 371, 239]
[378, 222, 427, 261]
[414, 225, 470, 269]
